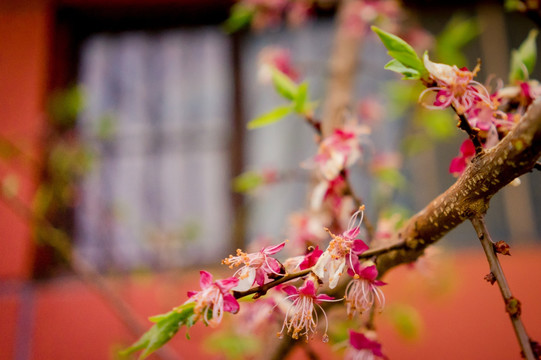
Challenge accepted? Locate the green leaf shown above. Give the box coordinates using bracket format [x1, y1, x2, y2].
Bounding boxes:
[509, 29, 538, 83]
[120, 303, 196, 359]
[247, 105, 293, 129]
[271, 68, 298, 101]
[372, 26, 425, 74]
[223, 3, 253, 34]
[384, 59, 420, 79]
[232, 171, 264, 193]
[386, 304, 423, 341]
[294, 82, 309, 113]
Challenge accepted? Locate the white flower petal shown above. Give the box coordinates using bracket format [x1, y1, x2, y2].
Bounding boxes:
[232, 267, 256, 292]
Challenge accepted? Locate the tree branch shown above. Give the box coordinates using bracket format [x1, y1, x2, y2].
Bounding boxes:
[376, 98, 541, 275]
[471, 215, 536, 360]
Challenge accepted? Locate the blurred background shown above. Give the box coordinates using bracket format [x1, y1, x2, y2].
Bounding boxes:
[0, 0, 540, 359]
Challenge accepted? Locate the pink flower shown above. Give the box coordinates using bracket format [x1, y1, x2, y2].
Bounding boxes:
[310, 175, 347, 211]
[278, 277, 338, 341]
[222, 241, 286, 291]
[186, 271, 239, 327]
[345, 260, 386, 318]
[358, 97, 385, 125]
[419, 54, 493, 114]
[449, 138, 476, 176]
[314, 128, 362, 180]
[313, 208, 369, 288]
[258, 46, 299, 84]
[284, 246, 324, 272]
[345, 330, 386, 360]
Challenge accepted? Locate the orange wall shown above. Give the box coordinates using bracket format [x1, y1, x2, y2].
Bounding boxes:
[0, 1, 49, 279]
[0, 249, 538, 359]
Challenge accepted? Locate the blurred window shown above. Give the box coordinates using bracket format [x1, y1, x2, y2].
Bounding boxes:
[76, 28, 233, 271]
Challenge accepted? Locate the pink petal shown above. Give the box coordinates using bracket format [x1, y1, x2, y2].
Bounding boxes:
[315, 293, 335, 303]
[299, 279, 317, 297]
[344, 227, 360, 239]
[199, 270, 213, 289]
[187, 290, 198, 298]
[449, 156, 466, 175]
[351, 239, 369, 254]
[262, 241, 286, 255]
[265, 257, 282, 273]
[459, 138, 475, 157]
[359, 265, 378, 281]
[347, 256, 361, 277]
[281, 285, 299, 296]
[254, 268, 266, 286]
[216, 277, 240, 292]
[223, 293, 240, 314]
[299, 246, 323, 270]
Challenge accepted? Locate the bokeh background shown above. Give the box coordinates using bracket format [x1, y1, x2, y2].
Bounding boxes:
[1, 0, 540, 359]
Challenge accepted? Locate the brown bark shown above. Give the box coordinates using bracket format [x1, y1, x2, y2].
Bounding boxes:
[377, 99, 541, 275]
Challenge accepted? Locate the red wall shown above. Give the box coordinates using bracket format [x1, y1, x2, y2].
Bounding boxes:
[0, 1, 49, 279]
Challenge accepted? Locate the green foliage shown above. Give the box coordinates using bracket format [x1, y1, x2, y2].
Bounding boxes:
[372, 26, 426, 79]
[120, 303, 197, 359]
[294, 82, 309, 113]
[384, 59, 421, 79]
[386, 304, 423, 341]
[509, 29, 538, 83]
[247, 105, 293, 129]
[247, 69, 314, 129]
[232, 171, 264, 192]
[272, 68, 299, 100]
[49, 86, 86, 127]
[203, 332, 261, 360]
[223, 3, 254, 34]
[435, 15, 480, 66]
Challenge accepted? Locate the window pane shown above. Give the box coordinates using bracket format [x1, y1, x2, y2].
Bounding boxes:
[76, 28, 232, 271]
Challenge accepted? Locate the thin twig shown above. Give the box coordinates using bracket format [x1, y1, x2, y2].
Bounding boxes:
[471, 215, 536, 360]
[233, 268, 311, 299]
[452, 106, 483, 154]
[304, 114, 322, 135]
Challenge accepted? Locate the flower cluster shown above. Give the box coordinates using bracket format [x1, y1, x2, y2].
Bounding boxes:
[420, 54, 494, 115]
[185, 271, 240, 327]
